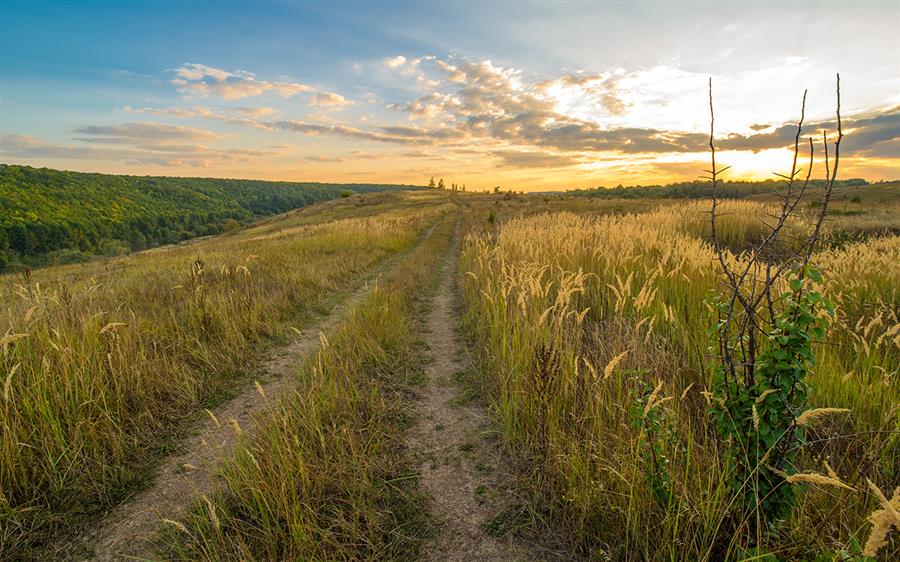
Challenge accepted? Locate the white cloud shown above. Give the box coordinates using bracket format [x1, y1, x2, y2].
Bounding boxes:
[171, 63, 313, 100]
[309, 92, 352, 108]
[385, 55, 407, 69]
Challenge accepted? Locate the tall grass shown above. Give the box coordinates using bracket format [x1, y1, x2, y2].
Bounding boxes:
[0, 194, 450, 556]
[161, 213, 457, 560]
[460, 203, 898, 559]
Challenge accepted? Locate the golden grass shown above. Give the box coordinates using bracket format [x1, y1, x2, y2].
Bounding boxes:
[160, 209, 458, 560]
[459, 199, 898, 559]
[0, 191, 450, 556]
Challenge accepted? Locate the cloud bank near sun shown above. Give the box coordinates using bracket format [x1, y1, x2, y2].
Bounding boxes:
[3, 55, 898, 189]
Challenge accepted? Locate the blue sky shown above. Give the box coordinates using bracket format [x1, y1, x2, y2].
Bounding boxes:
[2, 1, 898, 189]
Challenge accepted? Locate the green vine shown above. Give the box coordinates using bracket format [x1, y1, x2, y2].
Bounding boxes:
[709, 266, 834, 531]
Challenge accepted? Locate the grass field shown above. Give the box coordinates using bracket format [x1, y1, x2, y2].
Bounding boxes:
[459, 191, 899, 560]
[2, 185, 898, 561]
[0, 191, 450, 557]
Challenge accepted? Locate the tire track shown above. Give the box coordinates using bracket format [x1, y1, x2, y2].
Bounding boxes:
[409, 224, 533, 562]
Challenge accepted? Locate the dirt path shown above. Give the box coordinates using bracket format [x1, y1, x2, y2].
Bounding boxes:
[56, 224, 438, 562]
[409, 227, 533, 562]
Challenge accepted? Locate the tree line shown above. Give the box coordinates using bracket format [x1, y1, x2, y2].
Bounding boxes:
[571, 178, 869, 199]
[427, 176, 467, 191]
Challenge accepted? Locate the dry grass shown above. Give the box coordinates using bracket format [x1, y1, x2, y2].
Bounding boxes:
[459, 199, 898, 559]
[0, 191, 450, 556]
[160, 208, 458, 560]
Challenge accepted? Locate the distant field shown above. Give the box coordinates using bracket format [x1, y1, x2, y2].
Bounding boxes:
[0, 164, 420, 272]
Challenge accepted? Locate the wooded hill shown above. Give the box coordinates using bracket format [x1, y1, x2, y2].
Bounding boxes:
[0, 164, 418, 271]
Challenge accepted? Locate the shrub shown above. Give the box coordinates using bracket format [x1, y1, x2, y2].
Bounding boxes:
[222, 218, 241, 233]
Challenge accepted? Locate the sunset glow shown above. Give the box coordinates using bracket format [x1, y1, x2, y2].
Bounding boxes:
[1, 2, 897, 189]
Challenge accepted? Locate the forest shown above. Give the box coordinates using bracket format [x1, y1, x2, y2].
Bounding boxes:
[0, 164, 417, 271]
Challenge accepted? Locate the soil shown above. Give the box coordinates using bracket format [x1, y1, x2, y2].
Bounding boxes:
[408, 227, 535, 562]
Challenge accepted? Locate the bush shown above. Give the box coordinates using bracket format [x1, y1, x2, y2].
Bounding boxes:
[97, 239, 131, 257]
[222, 219, 241, 233]
[46, 248, 91, 265]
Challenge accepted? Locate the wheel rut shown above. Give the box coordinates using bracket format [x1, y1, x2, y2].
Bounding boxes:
[409, 225, 533, 562]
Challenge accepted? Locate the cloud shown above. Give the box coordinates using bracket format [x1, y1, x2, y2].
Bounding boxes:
[388, 92, 461, 120]
[74, 122, 221, 143]
[267, 120, 465, 146]
[3, 128, 281, 168]
[171, 63, 313, 99]
[122, 105, 276, 129]
[309, 92, 352, 108]
[103, 57, 896, 176]
[385, 55, 407, 69]
[378, 55, 900, 165]
[538, 72, 629, 116]
[493, 150, 583, 168]
[716, 107, 900, 155]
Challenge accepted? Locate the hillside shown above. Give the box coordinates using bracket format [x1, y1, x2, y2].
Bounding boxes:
[0, 164, 420, 271]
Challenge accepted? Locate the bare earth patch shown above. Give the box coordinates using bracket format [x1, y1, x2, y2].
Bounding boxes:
[409, 229, 534, 562]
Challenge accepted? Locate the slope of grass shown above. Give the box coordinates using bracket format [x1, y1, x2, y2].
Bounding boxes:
[0, 192, 449, 557]
[0, 164, 420, 271]
[161, 208, 458, 560]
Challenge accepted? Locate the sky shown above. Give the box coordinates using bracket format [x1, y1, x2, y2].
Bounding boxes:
[1, 1, 898, 191]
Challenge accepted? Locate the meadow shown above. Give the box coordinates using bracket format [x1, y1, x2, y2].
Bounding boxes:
[0, 190, 450, 557]
[460, 192, 899, 560]
[1, 183, 898, 561]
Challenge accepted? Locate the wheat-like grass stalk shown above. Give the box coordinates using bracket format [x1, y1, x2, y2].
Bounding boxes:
[862, 479, 900, 557]
[204, 408, 220, 428]
[603, 350, 629, 380]
[795, 407, 851, 427]
[162, 518, 188, 533]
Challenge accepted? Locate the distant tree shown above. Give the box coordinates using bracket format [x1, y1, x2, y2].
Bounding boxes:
[222, 218, 242, 232]
[428, 176, 436, 189]
[493, 185, 501, 194]
[438, 178, 445, 190]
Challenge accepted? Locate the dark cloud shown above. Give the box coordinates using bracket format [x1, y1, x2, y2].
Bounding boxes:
[492, 150, 583, 168]
[717, 107, 900, 155]
[268, 120, 465, 146]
